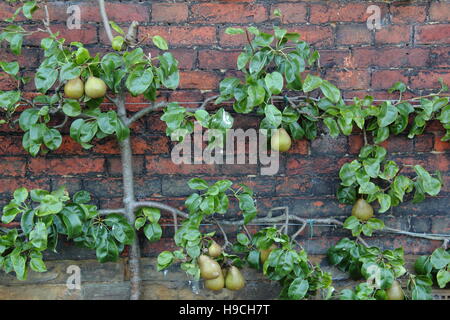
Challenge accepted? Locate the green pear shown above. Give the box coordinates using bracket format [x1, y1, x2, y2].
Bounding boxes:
[64, 77, 84, 99]
[198, 255, 221, 280]
[352, 198, 374, 221]
[208, 240, 222, 258]
[271, 128, 292, 152]
[225, 266, 245, 291]
[260, 244, 277, 264]
[84, 76, 107, 99]
[205, 273, 224, 291]
[386, 280, 404, 300]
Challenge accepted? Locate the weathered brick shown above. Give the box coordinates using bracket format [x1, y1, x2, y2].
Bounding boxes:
[326, 70, 370, 90]
[351, 47, 429, 68]
[139, 26, 216, 46]
[371, 70, 409, 90]
[336, 25, 371, 46]
[430, 47, 450, 68]
[270, 3, 307, 23]
[0, 157, 26, 177]
[375, 25, 411, 45]
[199, 50, 240, 70]
[190, 3, 267, 23]
[151, 3, 188, 23]
[409, 70, 450, 90]
[311, 135, 348, 155]
[145, 156, 219, 175]
[429, 2, 450, 22]
[310, 2, 387, 23]
[28, 157, 106, 176]
[380, 135, 414, 153]
[27, 24, 97, 46]
[415, 24, 450, 45]
[179, 71, 220, 90]
[108, 156, 145, 175]
[391, 5, 427, 24]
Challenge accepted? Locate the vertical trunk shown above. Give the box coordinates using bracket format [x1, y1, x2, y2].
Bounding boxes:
[117, 95, 141, 300]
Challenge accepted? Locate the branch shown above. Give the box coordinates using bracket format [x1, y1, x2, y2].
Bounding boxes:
[97, 0, 113, 44]
[132, 201, 189, 219]
[212, 217, 231, 249]
[126, 101, 167, 126]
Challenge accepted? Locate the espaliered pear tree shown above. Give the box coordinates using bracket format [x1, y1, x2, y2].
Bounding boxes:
[0, 2, 448, 300]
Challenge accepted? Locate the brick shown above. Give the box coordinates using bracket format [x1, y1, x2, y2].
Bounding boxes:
[79, 2, 149, 23]
[429, 2, 450, 22]
[310, 2, 387, 23]
[0, 49, 40, 68]
[318, 50, 352, 69]
[391, 5, 427, 24]
[190, 3, 267, 23]
[311, 135, 347, 155]
[287, 157, 349, 175]
[51, 178, 82, 195]
[380, 135, 413, 153]
[336, 25, 371, 46]
[83, 178, 123, 198]
[0, 178, 49, 196]
[28, 157, 106, 176]
[371, 70, 408, 90]
[349, 135, 364, 154]
[151, 3, 188, 23]
[415, 24, 450, 45]
[219, 27, 250, 47]
[179, 71, 220, 90]
[410, 217, 432, 233]
[108, 156, 144, 175]
[270, 3, 307, 23]
[287, 139, 309, 155]
[0, 157, 26, 177]
[351, 47, 429, 68]
[325, 70, 370, 90]
[292, 26, 334, 47]
[414, 134, 433, 152]
[145, 156, 218, 175]
[276, 176, 312, 196]
[430, 47, 450, 68]
[27, 24, 97, 46]
[199, 50, 240, 70]
[139, 26, 216, 46]
[409, 70, 450, 90]
[375, 25, 410, 44]
[0, 73, 17, 91]
[434, 133, 450, 152]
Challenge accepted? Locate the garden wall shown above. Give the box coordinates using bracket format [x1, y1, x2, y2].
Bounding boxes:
[0, 0, 449, 299]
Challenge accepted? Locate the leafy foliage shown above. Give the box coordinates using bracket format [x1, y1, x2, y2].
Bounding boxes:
[337, 145, 442, 211]
[415, 248, 450, 289]
[0, 187, 134, 280]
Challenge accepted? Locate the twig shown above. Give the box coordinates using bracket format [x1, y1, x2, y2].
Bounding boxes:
[126, 101, 167, 125]
[212, 217, 231, 249]
[98, 0, 113, 44]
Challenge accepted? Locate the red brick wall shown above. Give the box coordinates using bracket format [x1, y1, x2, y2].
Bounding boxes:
[0, 0, 449, 258]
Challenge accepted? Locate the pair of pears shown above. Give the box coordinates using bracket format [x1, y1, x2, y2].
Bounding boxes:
[64, 76, 107, 100]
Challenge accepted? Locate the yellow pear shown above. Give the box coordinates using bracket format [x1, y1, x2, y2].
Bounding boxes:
[198, 255, 221, 280]
[84, 76, 107, 99]
[352, 198, 374, 221]
[260, 244, 277, 264]
[64, 77, 84, 99]
[205, 273, 224, 291]
[271, 128, 292, 152]
[386, 280, 404, 300]
[208, 240, 222, 258]
[225, 266, 245, 291]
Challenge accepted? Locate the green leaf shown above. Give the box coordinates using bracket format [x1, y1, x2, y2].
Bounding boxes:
[157, 251, 174, 271]
[43, 128, 62, 151]
[247, 85, 266, 107]
[59, 62, 81, 83]
[63, 99, 81, 117]
[29, 221, 47, 250]
[323, 117, 340, 138]
[11, 253, 27, 280]
[29, 257, 47, 273]
[263, 104, 282, 128]
[388, 81, 406, 94]
[320, 80, 341, 103]
[437, 269, 450, 288]
[188, 178, 209, 190]
[0, 61, 19, 76]
[302, 74, 323, 93]
[377, 193, 391, 213]
[343, 216, 360, 230]
[60, 205, 83, 238]
[13, 187, 28, 203]
[144, 223, 162, 242]
[109, 21, 124, 35]
[225, 27, 245, 35]
[73, 191, 91, 204]
[288, 278, 309, 300]
[142, 207, 161, 224]
[377, 101, 398, 127]
[19, 108, 40, 131]
[2, 203, 21, 223]
[152, 35, 169, 50]
[430, 248, 450, 269]
[264, 72, 283, 95]
[126, 68, 153, 96]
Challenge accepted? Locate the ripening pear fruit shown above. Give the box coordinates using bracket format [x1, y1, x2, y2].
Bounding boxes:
[352, 198, 374, 221]
[198, 255, 221, 280]
[64, 77, 84, 99]
[225, 266, 245, 291]
[208, 240, 222, 258]
[271, 128, 292, 152]
[260, 244, 277, 264]
[205, 273, 224, 291]
[84, 76, 107, 99]
[386, 280, 404, 300]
